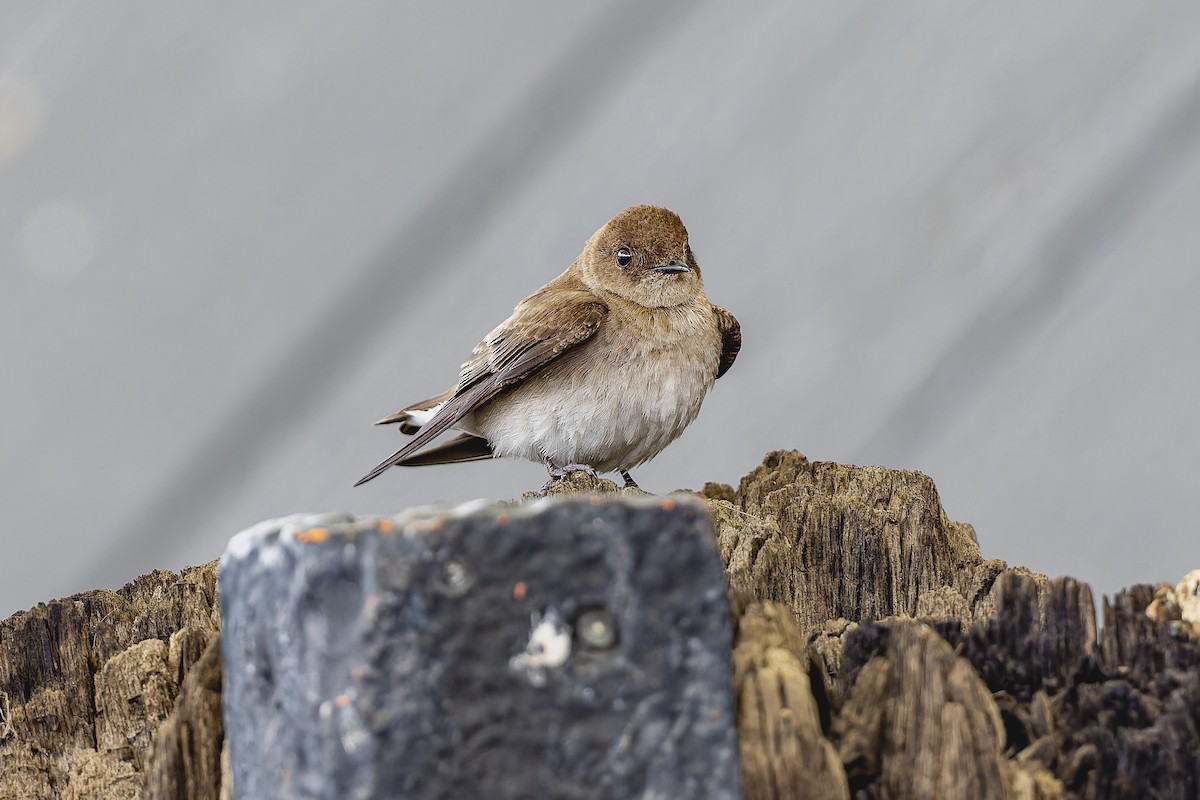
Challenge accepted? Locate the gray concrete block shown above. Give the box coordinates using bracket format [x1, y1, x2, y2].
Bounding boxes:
[220, 496, 740, 799]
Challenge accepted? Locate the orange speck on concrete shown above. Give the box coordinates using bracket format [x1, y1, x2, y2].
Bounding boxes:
[496, 513, 509, 525]
[377, 519, 394, 533]
[660, 498, 677, 512]
[334, 694, 351, 709]
[297, 528, 329, 544]
[513, 582, 527, 600]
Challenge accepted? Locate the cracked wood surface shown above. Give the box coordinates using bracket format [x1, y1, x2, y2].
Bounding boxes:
[0, 565, 220, 800]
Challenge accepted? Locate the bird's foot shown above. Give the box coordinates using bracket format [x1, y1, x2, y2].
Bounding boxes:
[619, 469, 640, 490]
[540, 462, 600, 493]
[554, 463, 600, 480]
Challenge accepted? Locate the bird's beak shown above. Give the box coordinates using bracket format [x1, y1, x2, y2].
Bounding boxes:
[651, 259, 691, 274]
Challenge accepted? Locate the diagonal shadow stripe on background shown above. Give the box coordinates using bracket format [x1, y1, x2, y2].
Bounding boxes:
[852, 68, 1200, 468]
[84, 0, 712, 591]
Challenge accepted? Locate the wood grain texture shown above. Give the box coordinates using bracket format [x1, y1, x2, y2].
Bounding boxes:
[732, 603, 846, 800]
[532, 455, 1198, 798]
[142, 636, 224, 800]
[716, 450, 986, 636]
[0, 563, 219, 800]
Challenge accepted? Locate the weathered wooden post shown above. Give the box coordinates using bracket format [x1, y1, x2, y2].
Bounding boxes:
[2, 453, 1199, 799]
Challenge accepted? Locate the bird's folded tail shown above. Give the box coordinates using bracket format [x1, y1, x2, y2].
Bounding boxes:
[385, 433, 494, 467]
[354, 431, 492, 487]
[356, 382, 491, 486]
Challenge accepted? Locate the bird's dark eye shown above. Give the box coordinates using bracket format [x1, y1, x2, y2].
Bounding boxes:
[615, 247, 633, 268]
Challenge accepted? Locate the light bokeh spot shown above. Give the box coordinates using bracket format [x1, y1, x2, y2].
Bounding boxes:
[0, 73, 45, 163]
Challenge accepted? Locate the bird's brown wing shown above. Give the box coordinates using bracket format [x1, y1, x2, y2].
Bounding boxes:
[713, 305, 741, 380]
[355, 284, 608, 486]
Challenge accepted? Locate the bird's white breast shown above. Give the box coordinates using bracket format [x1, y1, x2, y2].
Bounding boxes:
[462, 302, 721, 473]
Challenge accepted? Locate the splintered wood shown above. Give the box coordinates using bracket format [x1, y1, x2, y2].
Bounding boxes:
[714, 451, 1198, 800]
[0, 565, 221, 800]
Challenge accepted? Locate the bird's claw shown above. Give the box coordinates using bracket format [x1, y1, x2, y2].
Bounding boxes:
[541, 463, 600, 493]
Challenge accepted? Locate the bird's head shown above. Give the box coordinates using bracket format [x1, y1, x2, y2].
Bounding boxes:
[580, 205, 704, 308]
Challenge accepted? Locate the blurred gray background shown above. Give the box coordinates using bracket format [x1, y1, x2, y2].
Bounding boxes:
[3, 2, 1199, 617]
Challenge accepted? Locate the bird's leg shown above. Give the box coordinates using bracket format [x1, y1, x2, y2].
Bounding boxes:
[540, 453, 559, 493]
[619, 469, 639, 489]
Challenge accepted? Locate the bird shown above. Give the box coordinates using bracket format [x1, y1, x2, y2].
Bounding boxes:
[355, 205, 741, 490]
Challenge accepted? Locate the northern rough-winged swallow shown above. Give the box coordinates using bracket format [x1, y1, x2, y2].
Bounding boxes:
[355, 205, 741, 489]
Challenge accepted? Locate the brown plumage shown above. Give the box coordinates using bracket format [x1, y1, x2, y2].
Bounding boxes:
[356, 205, 740, 488]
